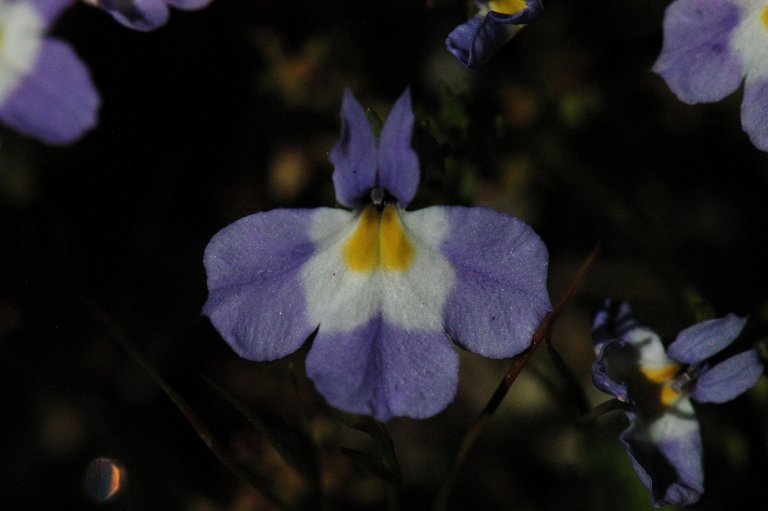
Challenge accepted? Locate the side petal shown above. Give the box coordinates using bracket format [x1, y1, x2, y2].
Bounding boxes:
[592, 341, 630, 401]
[430, 206, 550, 358]
[167, 0, 214, 9]
[306, 315, 459, 421]
[740, 76, 768, 152]
[377, 88, 419, 208]
[0, 39, 99, 145]
[98, 0, 170, 31]
[591, 299, 643, 355]
[203, 209, 342, 361]
[445, 14, 521, 69]
[652, 0, 743, 104]
[620, 399, 704, 507]
[691, 349, 763, 403]
[330, 89, 378, 208]
[667, 313, 747, 364]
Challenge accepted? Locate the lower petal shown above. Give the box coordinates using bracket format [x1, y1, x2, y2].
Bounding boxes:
[0, 40, 99, 145]
[741, 76, 768, 151]
[691, 349, 763, 403]
[620, 399, 704, 507]
[306, 316, 458, 421]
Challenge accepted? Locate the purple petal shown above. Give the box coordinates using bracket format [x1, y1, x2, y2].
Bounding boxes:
[591, 341, 630, 401]
[29, 0, 74, 24]
[620, 401, 704, 507]
[446, 14, 518, 69]
[652, 0, 743, 104]
[203, 209, 323, 361]
[377, 88, 419, 208]
[437, 206, 550, 358]
[167, 0, 213, 9]
[691, 349, 763, 403]
[741, 76, 768, 152]
[591, 299, 643, 355]
[667, 313, 747, 364]
[330, 89, 378, 208]
[306, 316, 458, 421]
[0, 40, 99, 145]
[99, 0, 170, 31]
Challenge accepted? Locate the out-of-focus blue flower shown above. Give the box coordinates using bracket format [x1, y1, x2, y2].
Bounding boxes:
[653, 0, 768, 151]
[82, 0, 213, 31]
[0, 0, 99, 144]
[591, 299, 764, 507]
[446, 0, 543, 69]
[203, 88, 551, 421]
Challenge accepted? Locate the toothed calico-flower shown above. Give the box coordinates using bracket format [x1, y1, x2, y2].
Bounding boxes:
[446, 0, 543, 68]
[654, 0, 768, 151]
[203, 88, 550, 421]
[591, 299, 764, 507]
[81, 0, 214, 31]
[0, 0, 99, 144]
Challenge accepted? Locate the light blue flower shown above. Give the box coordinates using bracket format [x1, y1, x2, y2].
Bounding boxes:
[83, 0, 214, 31]
[654, 0, 768, 151]
[446, 0, 543, 68]
[592, 299, 764, 507]
[0, 0, 99, 144]
[203, 88, 551, 421]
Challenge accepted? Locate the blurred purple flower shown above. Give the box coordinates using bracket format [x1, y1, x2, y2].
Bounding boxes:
[0, 0, 99, 144]
[203, 88, 551, 421]
[83, 0, 213, 31]
[653, 0, 768, 151]
[446, 0, 543, 68]
[592, 299, 764, 507]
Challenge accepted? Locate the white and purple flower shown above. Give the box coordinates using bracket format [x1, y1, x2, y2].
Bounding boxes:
[0, 0, 99, 144]
[203, 88, 551, 421]
[446, 0, 543, 69]
[654, 0, 768, 151]
[591, 299, 764, 507]
[82, 0, 213, 31]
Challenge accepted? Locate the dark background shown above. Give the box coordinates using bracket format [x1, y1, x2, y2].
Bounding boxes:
[1, 0, 766, 509]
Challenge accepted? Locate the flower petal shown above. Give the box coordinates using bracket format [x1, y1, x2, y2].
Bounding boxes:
[29, 0, 73, 24]
[306, 315, 458, 421]
[0, 39, 99, 145]
[620, 398, 704, 507]
[690, 349, 763, 403]
[203, 209, 341, 361]
[667, 313, 747, 364]
[98, 0, 170, 31]
[330, 89, 378, 208]
[377, 88, 419, 208]
[429, 206, 549, 358]
[652, 0, 743, 104]
[167, 0, 213, 9]
[445, 14, 520, 69]
[591, 299, 643, 355]
[740, 76, 768, 152]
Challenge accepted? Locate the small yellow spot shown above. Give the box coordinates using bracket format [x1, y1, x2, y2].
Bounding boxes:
[342, 205, 414, 272]
[488, 0, 528, 15]
[762, 5, 768, 31]
[641, 363, 680, 384]
[659, 383, 681, 407]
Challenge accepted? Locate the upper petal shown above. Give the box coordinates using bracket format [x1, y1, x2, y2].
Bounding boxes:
[305, 315, 458, 421]
[330, 89, 378, 208]
[424, 206, 549, 358]
[592, 299, 644, 355]
[0, 39, 99, 145]
[377, 88, 419, 208]
[652, 0, 743, 104]
[98, 0, 170, 31]
[690, 349, 764, 403]
[203, 209, 342, 361]
[620, 398, 704, 507]
[667, 313, 747, 364]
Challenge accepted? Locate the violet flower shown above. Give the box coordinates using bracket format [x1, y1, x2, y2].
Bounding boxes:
[654, 0, 768, 151]
[203, 88, 551, 421]
[82, 0, 213, 31]
[0, 0, 99, 144]
[592, 299, 763, 507]
[446, 0, 543, 68]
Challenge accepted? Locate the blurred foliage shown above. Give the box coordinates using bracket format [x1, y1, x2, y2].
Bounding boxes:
[1, 0, 767, 510]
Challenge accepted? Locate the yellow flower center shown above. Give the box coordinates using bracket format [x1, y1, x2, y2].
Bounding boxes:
[659, 383, 681, 407]
[762, 5, 768, 31]
[342, 204, 414, 272]
[640, 363, 680, 384]
[488, 0, 528, 15]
